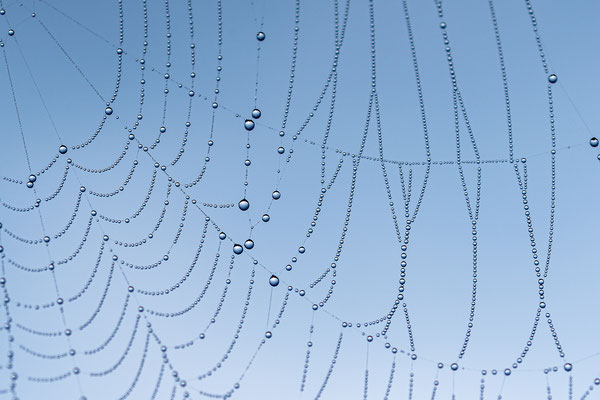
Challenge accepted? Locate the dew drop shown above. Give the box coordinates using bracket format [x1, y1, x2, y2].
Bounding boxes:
[233, 244, 243, 254]
[590, 137, 599, 147]
[564, 363, 573, 372]
[219, 232, 227, 240]
[265, 331, 272, 338]
[244, 119, 255, 131]
[256, 32, 266, 41]
[269, 275, 279, 287]
[548, 74, 557, 83]
[451, 363, 459, 371]
[272, 190, 281, 200]
[59, 145, 68, 154]
[262, 214, 270, 222]
[251, 109, 261, 119]
[105, 106, 113, 115]
[7, 29, 14, 36]
[244, 239, 254, 249]
[238, 199, 250, 211]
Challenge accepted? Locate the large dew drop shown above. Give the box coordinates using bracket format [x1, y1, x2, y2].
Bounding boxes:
[238, 198, 250, 211]
[233, 244, 243, 254]
[244, 119, 255, 131]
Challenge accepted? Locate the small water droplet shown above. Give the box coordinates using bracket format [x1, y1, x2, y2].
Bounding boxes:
[252, 109, 261, 119]
[272, 190, 281, 200]
[269, 275, 279, 287]
[244, 239, 254, 249]
[590, 137, 599, 147]
[105, 106, 113, 115]
[262, 214, 270, 222]
[548, 74, 557, 83]
[256, 32, 266, 41]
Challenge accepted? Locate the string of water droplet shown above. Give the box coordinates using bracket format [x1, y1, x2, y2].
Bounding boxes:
[489, 0, 571, 377]
[434, 0, 483, 363]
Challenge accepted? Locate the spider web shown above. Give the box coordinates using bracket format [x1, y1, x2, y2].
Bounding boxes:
[0, 0, 599, 399]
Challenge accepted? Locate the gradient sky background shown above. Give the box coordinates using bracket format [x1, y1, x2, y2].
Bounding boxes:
[0, 0, 599, 398]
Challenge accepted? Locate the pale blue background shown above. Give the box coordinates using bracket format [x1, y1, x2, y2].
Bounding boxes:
[0, 0, 599, 398]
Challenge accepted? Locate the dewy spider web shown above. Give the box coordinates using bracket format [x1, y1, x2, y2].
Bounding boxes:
[0, 0, 599, 399]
